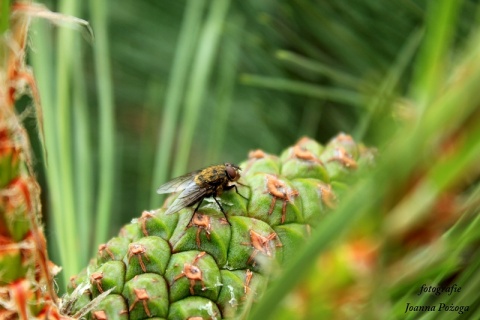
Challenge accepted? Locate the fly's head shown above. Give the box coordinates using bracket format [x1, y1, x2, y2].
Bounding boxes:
[224, 163, 241, 182]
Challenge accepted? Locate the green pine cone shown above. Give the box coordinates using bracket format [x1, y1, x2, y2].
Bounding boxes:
[66, 133, 374, 319]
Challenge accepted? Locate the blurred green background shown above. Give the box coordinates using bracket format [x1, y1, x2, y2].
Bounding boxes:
[23, 0, 480, 294]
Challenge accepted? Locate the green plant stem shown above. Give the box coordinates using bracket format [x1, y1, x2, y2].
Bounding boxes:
[205, 16, 243, 163]
[241, 74, 363, 107]
[173, 0, 231, 177]
[150, 0, 206, 208]
[0, 0, 10, 36]
[30, 17, 69, 286]
[72, 35, 92, 266]
[354, 29, 423, 140]
[411, 0, 461, 114]
[276, 50, 362, 89]
[89, 0, 115, 248]
[55, 0, 79, 280]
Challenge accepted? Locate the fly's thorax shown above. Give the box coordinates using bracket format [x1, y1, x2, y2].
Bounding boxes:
[194, 165, 228, 188]
[193, 173, 204, 187]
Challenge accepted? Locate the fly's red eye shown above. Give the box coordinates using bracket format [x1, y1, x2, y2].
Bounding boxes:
[225, 164, 238, 180]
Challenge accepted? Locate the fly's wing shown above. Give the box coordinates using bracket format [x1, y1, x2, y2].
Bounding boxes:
[164, 182, 207, 215]
[156, 171, 200, 194]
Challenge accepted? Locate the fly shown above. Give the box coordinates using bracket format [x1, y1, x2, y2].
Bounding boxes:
[157, 163, 247, 225]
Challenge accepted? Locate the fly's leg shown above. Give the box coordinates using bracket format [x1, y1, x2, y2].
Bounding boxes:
[213, 197, 231, 226]
[234, 184, 248, 200]
[187, 198, 204, 227]
[225, 183, 248, 200]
